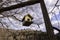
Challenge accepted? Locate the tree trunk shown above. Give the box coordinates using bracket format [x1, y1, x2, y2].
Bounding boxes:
[40, 0, 57, 40]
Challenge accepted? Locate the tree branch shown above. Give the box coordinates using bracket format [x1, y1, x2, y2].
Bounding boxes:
[0, 0, 39, 13]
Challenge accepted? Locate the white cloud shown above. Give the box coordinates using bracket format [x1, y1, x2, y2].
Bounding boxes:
[54, 29, 59, 34]
[44, 0, 57, 12]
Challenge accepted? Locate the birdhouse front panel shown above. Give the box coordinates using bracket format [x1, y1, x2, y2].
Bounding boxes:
[25, 15, 32, 22]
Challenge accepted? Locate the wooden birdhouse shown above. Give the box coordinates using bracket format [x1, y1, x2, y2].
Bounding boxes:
[22, 14, 33, 26]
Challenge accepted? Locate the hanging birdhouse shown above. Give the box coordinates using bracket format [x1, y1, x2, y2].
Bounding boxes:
[22, 14, 33, 26]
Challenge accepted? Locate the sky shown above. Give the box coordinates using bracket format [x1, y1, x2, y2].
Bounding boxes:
[0, 0, 60, 34]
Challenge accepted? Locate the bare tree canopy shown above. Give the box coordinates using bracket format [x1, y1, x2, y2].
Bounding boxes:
[0, 0, 60, 40]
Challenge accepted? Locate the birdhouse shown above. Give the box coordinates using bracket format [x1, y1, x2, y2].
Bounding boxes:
[22, 14, 33, 26]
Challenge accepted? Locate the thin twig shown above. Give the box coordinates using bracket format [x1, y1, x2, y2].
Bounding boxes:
[49, 0, 59, 13]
